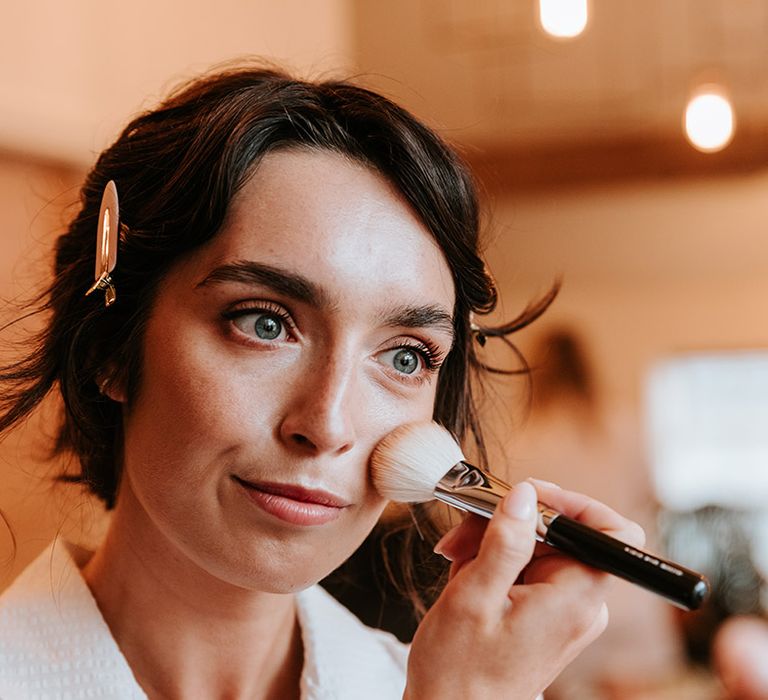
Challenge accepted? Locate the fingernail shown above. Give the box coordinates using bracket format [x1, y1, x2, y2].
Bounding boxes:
[433, 527, 460, 556]
[502, 482, 536, 520]
[527, 477, 562, 489]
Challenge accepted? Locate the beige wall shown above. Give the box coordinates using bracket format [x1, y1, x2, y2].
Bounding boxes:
[1, 0, 354, 164]
[486, 172, 768, 408]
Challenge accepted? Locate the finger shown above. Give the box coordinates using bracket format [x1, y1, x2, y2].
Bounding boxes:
[589, 602, 610, 642]
[456, 481, 538, 601]
[434, 514, 488, 563]
[448, 555, 474, 581]
[523, 550, 613, 595]
[563, 600, 609, 653]
[529, 479, 646, 548]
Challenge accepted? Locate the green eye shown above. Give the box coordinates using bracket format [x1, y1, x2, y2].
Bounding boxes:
[254, 314, 282, 340]
[390, 348, 420, 375]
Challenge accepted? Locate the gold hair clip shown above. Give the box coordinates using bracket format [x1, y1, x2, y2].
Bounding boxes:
[85, 180, 119, 307]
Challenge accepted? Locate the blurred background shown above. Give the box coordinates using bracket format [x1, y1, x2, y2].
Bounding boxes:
[2, 1, 768, 698]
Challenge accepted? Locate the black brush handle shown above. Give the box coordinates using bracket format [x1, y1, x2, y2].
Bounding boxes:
[544, 514, 710, 610]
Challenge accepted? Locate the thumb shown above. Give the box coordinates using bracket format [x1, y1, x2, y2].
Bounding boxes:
[459, 481, 538, 601]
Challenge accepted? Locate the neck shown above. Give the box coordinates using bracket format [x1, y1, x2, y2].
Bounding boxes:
[82, 487, 303, 700]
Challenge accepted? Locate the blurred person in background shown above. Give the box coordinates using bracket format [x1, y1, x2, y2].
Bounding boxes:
[663, 506, 768, 698]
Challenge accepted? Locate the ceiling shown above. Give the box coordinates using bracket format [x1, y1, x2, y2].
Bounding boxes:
[352, 0, 768, 188]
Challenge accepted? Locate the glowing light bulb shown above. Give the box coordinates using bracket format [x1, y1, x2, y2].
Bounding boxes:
[538, 0, 589, 39]
[684, 90, 735, 153]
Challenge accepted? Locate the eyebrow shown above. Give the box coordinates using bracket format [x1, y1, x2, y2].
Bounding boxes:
[381, 304, 455, 344]
[196, 260, 330, 307]
[197, 259, 455, 342]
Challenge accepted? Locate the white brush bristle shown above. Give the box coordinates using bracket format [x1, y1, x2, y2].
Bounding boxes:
[370, 421, 466, 502]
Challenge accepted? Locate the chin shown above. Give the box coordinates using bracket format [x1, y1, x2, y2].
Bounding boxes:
[203, 540, 358, 595]
[235, 562, 341, 595]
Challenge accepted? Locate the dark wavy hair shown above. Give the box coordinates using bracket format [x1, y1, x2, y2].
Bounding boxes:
[0, 63, 554, 619]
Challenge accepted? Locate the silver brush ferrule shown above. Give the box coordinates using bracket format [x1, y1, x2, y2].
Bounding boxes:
[433, 462, 560, 541]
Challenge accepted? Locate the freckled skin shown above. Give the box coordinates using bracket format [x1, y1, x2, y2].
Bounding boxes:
[114, 149, 456, 594]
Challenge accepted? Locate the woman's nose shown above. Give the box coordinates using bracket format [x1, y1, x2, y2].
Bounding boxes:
[278, 359, 358, 456]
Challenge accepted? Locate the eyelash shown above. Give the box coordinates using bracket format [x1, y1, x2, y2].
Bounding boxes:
[221, 300, 445, 382]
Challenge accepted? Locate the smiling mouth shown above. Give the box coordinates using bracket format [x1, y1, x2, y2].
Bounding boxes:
[232, 476, 350, 526]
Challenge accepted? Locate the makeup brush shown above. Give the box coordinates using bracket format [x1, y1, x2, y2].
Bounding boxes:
[370, 421, 710, 611]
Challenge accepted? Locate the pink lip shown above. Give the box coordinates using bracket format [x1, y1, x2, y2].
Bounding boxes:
[233, 477, 349, 526]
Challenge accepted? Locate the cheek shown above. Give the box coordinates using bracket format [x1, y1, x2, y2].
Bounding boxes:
[122, 318, 269, 509]
[132, 316, 281, 448]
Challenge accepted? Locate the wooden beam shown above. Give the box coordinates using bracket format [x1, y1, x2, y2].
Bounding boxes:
[463, 123, 768, 192]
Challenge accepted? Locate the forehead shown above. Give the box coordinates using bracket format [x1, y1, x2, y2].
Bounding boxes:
[188, 149, 455, 316]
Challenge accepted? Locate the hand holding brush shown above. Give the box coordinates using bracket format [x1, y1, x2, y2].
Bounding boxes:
[371, 421, 709, 610]
[394, 465, 643, 699]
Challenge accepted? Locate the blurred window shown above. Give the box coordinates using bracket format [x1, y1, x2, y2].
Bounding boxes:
[645, 351, 768, 510]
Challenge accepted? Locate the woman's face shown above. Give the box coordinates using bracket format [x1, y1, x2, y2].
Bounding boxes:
[117, 149, 456, 593]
